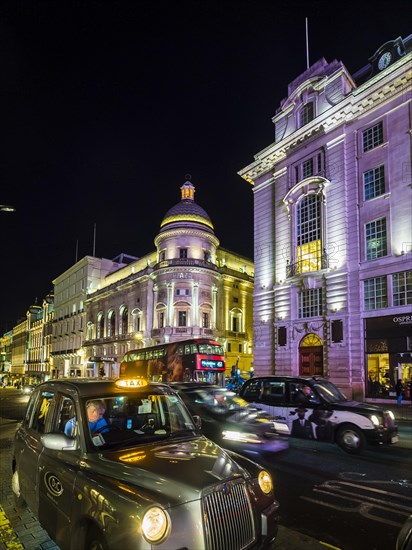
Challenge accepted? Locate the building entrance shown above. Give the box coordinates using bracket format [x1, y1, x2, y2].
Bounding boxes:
[299, 334, 323, 376]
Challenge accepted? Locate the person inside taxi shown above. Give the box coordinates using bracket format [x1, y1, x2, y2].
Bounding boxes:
[65, 399, 108, 437]
[295, 385, 312, 405]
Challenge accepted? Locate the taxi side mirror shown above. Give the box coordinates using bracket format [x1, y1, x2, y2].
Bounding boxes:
[193, 415, 202, 430]
[41, 433, 79, 451]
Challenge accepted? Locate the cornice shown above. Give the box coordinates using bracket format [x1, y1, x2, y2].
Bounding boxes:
[154, 227, 220, 247]
[239, 57, 411, 185]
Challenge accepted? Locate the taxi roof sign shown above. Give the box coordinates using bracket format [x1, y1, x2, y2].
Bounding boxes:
[115, 378, 148, 388]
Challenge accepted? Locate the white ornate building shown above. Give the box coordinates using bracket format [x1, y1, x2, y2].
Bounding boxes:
[52, 180, 254, 378]
[239, 35, 412, 401]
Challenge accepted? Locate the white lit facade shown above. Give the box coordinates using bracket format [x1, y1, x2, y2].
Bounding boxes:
[239, 35, 412, 400]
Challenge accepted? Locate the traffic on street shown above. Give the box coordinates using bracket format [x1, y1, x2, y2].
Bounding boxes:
[0, 387, 411, 550]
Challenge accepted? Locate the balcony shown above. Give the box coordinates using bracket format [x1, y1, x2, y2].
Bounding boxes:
[225, 331, 247, 339]
[286, 252, 329, 278]
[152, 258, 218, 271]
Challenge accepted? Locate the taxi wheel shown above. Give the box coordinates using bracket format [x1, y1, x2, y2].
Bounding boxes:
[85, 527, 108, 550]
[336, 424, 366, 454]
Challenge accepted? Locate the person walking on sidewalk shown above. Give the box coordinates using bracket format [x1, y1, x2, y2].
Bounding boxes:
[396, 379, 404, 407]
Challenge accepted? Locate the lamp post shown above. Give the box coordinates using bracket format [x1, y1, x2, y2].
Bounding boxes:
[0, 205, 16, 212]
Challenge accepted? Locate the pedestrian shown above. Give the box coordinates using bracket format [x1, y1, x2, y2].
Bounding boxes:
[395, 379, 404, 407]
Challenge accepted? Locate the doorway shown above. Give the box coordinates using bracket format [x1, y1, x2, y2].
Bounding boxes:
[299, 333, 323, 376]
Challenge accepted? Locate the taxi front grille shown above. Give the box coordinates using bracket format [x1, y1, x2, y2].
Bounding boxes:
[202, 478, 255, 550]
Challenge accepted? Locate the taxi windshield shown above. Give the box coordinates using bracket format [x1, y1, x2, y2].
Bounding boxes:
[313, 381, 348, 403]
[82, 390, 197, 447]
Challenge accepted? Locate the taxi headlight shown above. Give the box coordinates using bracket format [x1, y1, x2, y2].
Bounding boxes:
[258, 470, 273, 495]
[371, 415, 380, 426]
[142, 506, 170, 544]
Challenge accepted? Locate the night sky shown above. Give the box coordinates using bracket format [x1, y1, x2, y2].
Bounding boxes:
[1, 0, 410, 332]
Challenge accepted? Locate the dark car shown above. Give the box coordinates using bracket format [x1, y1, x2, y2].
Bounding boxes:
[238, 375, 399, 454]
[12, 377, 279, 550]
[397, 514, 412, 550]
[169, 382, 289, 456]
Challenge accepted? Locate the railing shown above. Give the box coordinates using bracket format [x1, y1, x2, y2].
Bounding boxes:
[152, 258, 218, 271]
[286, 252, 329, 278]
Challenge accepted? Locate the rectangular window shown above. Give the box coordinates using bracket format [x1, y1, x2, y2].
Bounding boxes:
[331, 320, 343, 343]
[158, 312, 164, 329]
[393, 271, 412, 306]
[364, 165, 385, 200]
[228, 343, 232, 352]
[298, 288, 322, 318]
[202, 312, 209, 328]
[232, 317, 238, 332]
[364, 276, 388, 310]
[302, 158, 314, 178]
[366, 218, 387, 260]
[300, 102, 314, 127]
[363, 121, 383, 152]
[278, 326, 287, 346]
[292, 151, 324, 184]
[178, 311, 187, 327]
[179, 248, 188, 259]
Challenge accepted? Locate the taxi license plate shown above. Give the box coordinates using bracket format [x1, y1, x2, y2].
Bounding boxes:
[391, 435, 399, 444]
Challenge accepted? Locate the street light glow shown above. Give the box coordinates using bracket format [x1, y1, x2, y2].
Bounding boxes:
[0, 205, 16, 212]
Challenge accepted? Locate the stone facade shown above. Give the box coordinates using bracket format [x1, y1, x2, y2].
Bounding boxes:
[239, 35, 412, 400]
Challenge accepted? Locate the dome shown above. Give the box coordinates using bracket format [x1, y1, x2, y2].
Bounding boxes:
[160, 180, 214, 232]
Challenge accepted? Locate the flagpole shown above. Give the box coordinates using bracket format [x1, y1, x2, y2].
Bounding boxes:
[93, 223, 96, 257]
[305, 17, 310, 69]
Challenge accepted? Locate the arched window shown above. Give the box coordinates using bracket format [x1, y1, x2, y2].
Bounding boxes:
[283, 178, 328, 278]
[131, 308, 142, 333]
[230, 308, 243, 333]
[97, 313, 104, 339]
[300, 102, 314, 127]
[297, 194, 322, 273]
[86, 321, 94, 340]
[119, 306, 128, 335]
[107, 310, 116, 338]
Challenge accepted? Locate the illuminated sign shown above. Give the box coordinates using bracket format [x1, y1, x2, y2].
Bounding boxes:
[115, 378, 148, 388]
[200, 359, 224, 369]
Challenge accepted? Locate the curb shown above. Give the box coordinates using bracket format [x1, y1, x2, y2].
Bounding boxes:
[0, 505, 23, 550]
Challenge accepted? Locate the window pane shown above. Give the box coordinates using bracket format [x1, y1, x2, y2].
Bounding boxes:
[364, 165, 385, 200]
[300, 102, 314, 127]
[366, 218, 387, 260]
[299, 288, 322, 318]
[364, 277, 387, 310]
[363, 122, 383, 152]
[393, 271, 412, 306]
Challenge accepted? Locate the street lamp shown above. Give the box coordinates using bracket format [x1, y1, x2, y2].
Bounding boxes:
[0, 205, 16, 212]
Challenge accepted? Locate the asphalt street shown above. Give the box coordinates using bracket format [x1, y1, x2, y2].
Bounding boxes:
[1, 403, 411, 549]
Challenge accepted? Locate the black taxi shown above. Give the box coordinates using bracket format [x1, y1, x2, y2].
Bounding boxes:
[12, 377, 279, 550]
[238, 376, 399, 454]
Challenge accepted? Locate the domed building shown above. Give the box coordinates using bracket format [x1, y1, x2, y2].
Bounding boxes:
[80, 179, 254, 378]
